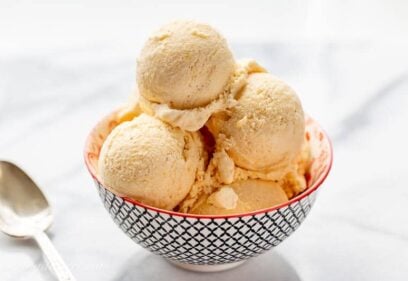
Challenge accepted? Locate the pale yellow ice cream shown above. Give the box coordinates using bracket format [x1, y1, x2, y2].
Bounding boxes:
[189, 180, 289, 215]
[137, 20, 234, 110]
[98, 114, 205, 210]
[207, 72, 305, 184]
[98, 20, 311, 216]
[139, 60, 265, 131]
[280, 140, 311, 198]
[136, 19, 265, 131]
[177, 140, 310, 213]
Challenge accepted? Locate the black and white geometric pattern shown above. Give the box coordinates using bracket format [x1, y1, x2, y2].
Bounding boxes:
[96, 181, 317, 265]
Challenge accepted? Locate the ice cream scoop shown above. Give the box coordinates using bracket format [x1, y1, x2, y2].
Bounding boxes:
[207, 72, 305, 179]
[98, 114, 204, 210]
[137, 20, 234, 110]
[190, 180, 289, 215]
[136, 20, 265, 131]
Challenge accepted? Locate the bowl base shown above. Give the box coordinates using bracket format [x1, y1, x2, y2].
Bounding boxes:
[168, 260, 246, 272]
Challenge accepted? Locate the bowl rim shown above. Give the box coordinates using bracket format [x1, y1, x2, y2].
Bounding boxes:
[84, 111, 333, 219]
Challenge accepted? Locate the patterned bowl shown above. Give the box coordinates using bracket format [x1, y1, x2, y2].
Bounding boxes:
[84, 111, 332, 272]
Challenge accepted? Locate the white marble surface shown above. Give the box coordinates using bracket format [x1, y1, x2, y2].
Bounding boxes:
[1, 22, 408, 281]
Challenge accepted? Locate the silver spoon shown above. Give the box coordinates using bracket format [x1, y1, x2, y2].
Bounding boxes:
[0, 161, 76, 281]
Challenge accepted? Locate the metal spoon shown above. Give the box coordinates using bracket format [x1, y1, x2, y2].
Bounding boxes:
[0, 161, 76, 281]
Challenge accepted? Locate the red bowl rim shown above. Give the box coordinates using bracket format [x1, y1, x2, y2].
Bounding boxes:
[84, 112, 333, 219]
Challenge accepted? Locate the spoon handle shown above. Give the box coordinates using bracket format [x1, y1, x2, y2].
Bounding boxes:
[34, 231, 76, 281]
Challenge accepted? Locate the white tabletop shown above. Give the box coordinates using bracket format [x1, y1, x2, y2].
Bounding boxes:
[1, 41, 407, 281]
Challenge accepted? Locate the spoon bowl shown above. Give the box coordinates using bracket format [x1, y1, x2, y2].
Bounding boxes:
[0, 161, 52, 237]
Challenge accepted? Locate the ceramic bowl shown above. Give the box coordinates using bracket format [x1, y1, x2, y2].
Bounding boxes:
[84, 111, 332, 272]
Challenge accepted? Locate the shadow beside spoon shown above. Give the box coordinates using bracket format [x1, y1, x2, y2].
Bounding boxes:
[114, 250, 301, 281]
